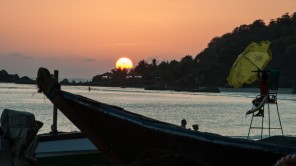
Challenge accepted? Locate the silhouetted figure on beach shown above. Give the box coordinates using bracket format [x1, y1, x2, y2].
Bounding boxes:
[181, 119, 187, 128]
[192, 124, 199, 131]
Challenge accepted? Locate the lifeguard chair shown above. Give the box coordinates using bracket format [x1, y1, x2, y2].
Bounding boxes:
[246, 69, 283, 139]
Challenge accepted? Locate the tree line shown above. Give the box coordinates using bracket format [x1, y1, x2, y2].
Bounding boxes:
[93, 12, 296, 89]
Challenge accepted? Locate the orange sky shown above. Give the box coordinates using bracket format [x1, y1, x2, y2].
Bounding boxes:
[0, 0, 295, 79]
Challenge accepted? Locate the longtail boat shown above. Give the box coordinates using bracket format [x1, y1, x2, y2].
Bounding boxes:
[36, 67, 296, 166]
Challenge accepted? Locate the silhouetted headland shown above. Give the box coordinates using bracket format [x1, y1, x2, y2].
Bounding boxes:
[0, 69, 220, 93]
[0, 69, 35, 84]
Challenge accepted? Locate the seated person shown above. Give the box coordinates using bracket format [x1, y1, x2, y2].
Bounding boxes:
[252, 71, 269, 116]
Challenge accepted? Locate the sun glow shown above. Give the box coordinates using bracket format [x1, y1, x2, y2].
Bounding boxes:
[115, 57, 133, 69]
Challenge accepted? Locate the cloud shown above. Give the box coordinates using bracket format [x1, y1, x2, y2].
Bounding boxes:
[8, 52, 33, 59]
[82, 58, 96, 62]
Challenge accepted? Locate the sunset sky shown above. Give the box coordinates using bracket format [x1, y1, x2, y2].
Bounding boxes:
[0, 0, 295, 80]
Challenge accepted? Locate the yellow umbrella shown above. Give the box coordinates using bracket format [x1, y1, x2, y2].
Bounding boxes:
[227, 41, 272, 88]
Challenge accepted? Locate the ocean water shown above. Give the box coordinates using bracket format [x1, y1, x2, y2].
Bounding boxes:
[0, 83, 295, 139]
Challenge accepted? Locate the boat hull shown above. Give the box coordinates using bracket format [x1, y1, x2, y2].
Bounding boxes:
[44, 90, 296, 166]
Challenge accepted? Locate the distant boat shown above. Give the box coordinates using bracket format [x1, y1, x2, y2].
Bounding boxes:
[36, 68, 296, 166]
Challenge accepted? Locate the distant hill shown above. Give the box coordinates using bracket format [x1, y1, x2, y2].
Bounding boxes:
[0, 69, 92, 86]
[194, 12, 296, 88]
[0, 69, 35, 84]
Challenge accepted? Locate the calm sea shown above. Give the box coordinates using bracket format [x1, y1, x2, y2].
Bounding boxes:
[0, 83, 295, 139]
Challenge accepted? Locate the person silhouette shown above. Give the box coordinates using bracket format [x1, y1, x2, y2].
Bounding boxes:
[192, 124, 199, 131]
[252, 71, 269, 116]
[181, 119, 187, 128]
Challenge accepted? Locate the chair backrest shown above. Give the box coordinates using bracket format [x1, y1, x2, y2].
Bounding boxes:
[268, 69, 280, 93]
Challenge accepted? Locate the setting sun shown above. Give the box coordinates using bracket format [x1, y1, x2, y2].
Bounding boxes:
[116, 57, 133, 69]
